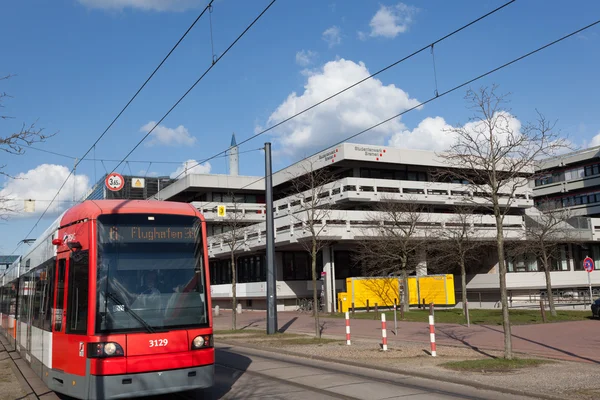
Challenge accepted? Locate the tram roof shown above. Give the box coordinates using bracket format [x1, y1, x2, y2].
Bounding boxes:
[62, 200, 200, 225]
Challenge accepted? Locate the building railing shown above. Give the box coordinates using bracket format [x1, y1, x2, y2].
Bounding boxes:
[191, 201, 266, 222]
[207, 210, 526, 257]
[273, 177, 533, 217]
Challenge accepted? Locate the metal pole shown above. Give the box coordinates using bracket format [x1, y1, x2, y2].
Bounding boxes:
[588, 271, 593, 305]
[393, 298, 397, 335]
[330, 245, 337, 313]
[265, 142, 278, 334]
[73, 158, 78, 202]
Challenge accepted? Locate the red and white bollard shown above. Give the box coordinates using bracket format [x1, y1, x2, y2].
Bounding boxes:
[381, 313, 388, 351]
[429, 311, 437, 357]
[345, 311, 351, 345]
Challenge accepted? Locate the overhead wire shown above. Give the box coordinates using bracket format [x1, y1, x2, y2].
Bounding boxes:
[10, 0, 215, 255]
[109, 0, 277, 175]
[227, 18, 600, 194]
[170, 0, 517, 181]
[19, 144, 262, 165]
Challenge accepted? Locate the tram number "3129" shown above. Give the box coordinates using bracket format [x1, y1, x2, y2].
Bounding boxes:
[149, 339, 168, 347]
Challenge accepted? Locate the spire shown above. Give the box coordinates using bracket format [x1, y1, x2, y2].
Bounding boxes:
[229, 132, 239, 176]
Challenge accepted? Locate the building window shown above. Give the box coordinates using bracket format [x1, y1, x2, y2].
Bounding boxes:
[209, 254, 265, 285]
[334, 251, 362, 279]
[507, 254, 538, 272]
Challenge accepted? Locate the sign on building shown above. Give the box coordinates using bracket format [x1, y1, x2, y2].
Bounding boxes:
[132, 178, 145, 189]
[105, 173, 125, 192]
[217, 205, 226, 217]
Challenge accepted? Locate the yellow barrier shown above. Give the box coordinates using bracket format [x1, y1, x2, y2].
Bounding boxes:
[337, 275, 455, 313]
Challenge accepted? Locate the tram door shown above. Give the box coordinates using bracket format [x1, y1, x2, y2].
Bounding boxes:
[52, 257, 68, 371]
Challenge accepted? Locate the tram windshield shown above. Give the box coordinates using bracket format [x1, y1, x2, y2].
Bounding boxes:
[95, 213, 208, 334]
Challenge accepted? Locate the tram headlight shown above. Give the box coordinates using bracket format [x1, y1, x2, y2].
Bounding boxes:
[191, 334, 212, 350]
[87, 342, 124, 358]
[104, 343, 117, 355]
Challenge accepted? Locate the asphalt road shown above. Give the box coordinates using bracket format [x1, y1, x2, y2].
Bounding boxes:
[144, 345, 538, 400]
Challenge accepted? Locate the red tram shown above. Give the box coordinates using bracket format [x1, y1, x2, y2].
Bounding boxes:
[0, 200, 214, 399]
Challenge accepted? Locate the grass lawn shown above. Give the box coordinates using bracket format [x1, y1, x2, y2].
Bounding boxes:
[326, 308, 591, 325]
[441, 358, 552, 372]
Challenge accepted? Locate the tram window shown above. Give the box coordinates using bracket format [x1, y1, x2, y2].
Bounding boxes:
[31, 268, 43, 329]
[66, 251, 89, 335]
[43, 263, 55, 332]
[54, 259, 66, 332]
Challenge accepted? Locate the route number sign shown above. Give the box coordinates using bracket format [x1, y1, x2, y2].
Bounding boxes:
[105, 172, 125, 192]
[584, 256, 594, 273]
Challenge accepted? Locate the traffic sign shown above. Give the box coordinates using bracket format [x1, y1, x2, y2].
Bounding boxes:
[217, 205, 226, 217]
[584, 256, 594, 273]
[105, 172, 125, 192]
[132, 177, 145, 189]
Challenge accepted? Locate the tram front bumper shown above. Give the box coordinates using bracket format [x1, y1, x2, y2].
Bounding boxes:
[88, 364, 214, 399]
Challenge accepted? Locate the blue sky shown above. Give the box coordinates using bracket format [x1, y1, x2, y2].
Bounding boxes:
[1, 0, 599, 254]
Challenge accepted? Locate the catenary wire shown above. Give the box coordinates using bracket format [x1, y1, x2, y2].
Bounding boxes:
[20, 144, 262, 165]
[171, 0, 517, 181]
[109, 0, 278, 175]
[227, 18, 600, 194]
[10, 1, 215, 254]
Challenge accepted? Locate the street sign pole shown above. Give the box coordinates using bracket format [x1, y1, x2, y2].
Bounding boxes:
[584, 256, 594, 305]
[589, 272, 593, 305]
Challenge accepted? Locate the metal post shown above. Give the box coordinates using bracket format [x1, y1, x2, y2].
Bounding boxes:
[330, 246, 337, 313]
[588, 271, 593, 306]
[393, 298, 397, 335]
[265, 142, 277, 334]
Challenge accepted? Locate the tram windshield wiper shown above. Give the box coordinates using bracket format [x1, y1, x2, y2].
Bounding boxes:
[105, 291, 156, 334]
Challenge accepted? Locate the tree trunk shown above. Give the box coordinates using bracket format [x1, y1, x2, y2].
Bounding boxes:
[460, 258, 469, 323]
[231, 253, 237, 330]
[311, 239, 321, 338]
[401, 268, 409, 313]
[542, 251, 557, 317]
[495, 215, 513, 359]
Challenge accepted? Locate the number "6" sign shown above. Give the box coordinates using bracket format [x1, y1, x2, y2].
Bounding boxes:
[105, 172, 125, 192]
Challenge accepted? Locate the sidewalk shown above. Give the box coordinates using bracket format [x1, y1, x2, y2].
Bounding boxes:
[214, 310, 600, 364]
[0, 336, 60, 400]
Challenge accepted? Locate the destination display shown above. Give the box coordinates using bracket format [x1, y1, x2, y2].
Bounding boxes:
[101, 225, 198, 243]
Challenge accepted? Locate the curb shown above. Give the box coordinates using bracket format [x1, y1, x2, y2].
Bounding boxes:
[217, 339, 563, 400]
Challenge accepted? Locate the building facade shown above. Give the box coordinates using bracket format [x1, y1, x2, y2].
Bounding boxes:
[150, 141, 600, 312]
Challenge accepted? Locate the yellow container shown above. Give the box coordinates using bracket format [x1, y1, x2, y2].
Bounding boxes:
[337, 275, 455, 313]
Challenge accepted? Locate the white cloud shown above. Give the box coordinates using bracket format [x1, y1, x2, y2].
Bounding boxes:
[389, 112, 523, 152]
[77, 0, 202, 11]
[589, 132, 600, 148]
[295, 50, 317, 67]
[263, 59, 421, 157]
[0, 164, 91, 218]
[137, 169, 159, 177]
[141, 121, 197, 147]
[369, 3, 417, 38]
[170, 160, 211, 179]
[322, 26, 341, 47]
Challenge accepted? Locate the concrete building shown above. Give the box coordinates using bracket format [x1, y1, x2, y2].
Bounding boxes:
[533, 145, 600, 217]
[0, 256, 18, 274]
[148, 139, 599, 312]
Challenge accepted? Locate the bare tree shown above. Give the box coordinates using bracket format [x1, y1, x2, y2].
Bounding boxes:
[517, 205, 581, 317]
[288, 160, 334, 338]
[437, 85, 570, 359]
[1, 75, 54, 217]
[357, 199, 428, 313]
[220, 193, 251, 330]
[429, 206, 484, 325]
